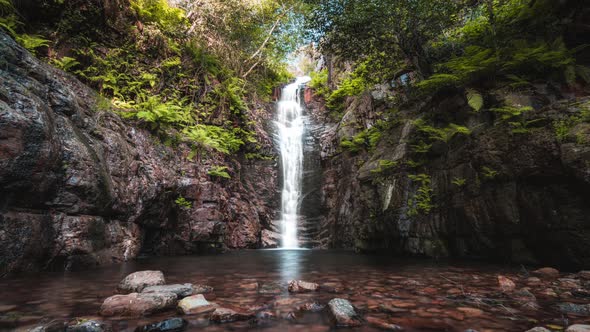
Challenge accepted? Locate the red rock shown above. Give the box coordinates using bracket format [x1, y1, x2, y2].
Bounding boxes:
[498, 275, 516, 292]
[117, 270, 165, 294]
[446, 310, 465, 321]
[288, 280, 319, 293]
[366, 316, 403, 330]
[457, 307, 484, 317]
[99, 292, 176, 317]
[533, 267, 560, 278]
[210, 307, 253, 323]
[240, 282, 259, 290]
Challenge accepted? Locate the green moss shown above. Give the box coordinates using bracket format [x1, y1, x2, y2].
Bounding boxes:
[407, 173, 434, 216]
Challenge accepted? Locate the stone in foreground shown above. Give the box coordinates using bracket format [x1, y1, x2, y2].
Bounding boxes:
[328, 298, 362, 327]
[177, 294, 217, 315]
[134, 317, 187, 332]
[142, 284, 194, 298]
[118, 271, 166, 293]
[532, 267, 560, 278]
[100, 292, 176, 317]
[66, 320, 111, 332]
[288, 280, 319, 293]
[497, 275, 516, 292]
[210, 308, 253, 323]
[557, 303, 590, 316]
[566, 325, 590, 332]
[525, 328, 551, 332]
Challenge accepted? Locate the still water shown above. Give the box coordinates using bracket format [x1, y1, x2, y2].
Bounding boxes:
[0, 250, 588, 331]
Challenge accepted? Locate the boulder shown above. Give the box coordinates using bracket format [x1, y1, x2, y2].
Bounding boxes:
[192, 285, 214, 294]
[134, 318, 187, 332]
[100, 292, 176, 317]
[525, 328, 551, 332]
[327, 298, 362, 327]
[288, 280, 319, 293]
[532, 268, 560, 278]
[566, 325, 590, 332]
[177, 294, 217, 315]
[557, 303, 590, 316]
[118, 271, 165, 293]
[209, 308, 253, 323]
[142, 284, 194, 298]
[498, 276, 516, 292]
[66, 320, 112, 332]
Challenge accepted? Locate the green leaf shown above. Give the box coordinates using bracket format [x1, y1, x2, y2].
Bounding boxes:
[466, 89, 483, 112]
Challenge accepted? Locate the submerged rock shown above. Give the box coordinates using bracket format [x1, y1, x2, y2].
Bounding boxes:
[192, 285, 214, 294]
[327, 298, 362, 327]
[533, 268, 560, 278]
[557, 303, 590, 316]
[365, 316, 403, 330]
[297, 302, 326, 312]
[118, 271, 166, 293]
[134, 318, 187, 332]
[498, 275, 516, 292]
[209, 308, 253, 323]
[142, 284, 194, 298]
[29, 320, 68, 332]
[100, 292, 176, 317]
[177, 294, 217, 315]
[66, 320, 111, 332]
[288, 280, 319, 293]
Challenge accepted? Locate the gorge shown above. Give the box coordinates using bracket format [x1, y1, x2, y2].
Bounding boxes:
[1, 0, 590, 331]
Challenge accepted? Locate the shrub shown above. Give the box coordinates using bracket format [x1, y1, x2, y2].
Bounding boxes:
[208, 165, 230, 179]
[407, 173, 434, 216]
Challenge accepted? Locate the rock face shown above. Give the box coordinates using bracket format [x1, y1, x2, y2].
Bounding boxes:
[306, 83, 590, 269]
[99, 292, 177, 317]
[118, 270, 165, 293]
[0, 32, 280, 275]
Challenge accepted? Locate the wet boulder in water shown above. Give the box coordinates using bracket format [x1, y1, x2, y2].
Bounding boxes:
[134, 318, 187, 332]
[209, 308, 253, 323]
[497, 275, 516, 292]
[327, 298, 362, 327]
[297, 302, 326, 312]
[557, 302, 590, 316]
[118, 271, 165, 293]
[288, 280, 319, 293]
[192, 285, 214, 294]
[66, 320, 112, 332]
[532, 267, 560, 278]
[100, 292, 177, 317]
[142, 284, 194, 298]
[566, 325, 590, 332]
[525, 327, 551, 332]
[177, 294, 217, 315]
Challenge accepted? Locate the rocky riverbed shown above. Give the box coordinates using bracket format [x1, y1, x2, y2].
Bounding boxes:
[1, 250, 590, 331]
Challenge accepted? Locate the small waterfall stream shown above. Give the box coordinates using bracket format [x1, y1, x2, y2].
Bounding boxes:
[276, 76, 310, 249]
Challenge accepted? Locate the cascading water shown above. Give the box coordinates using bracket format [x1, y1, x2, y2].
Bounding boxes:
[276, 76, 310, 249]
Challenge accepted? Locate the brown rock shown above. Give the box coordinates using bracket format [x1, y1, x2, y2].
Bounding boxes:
[99, 292, 176, 317]
[566, 324, 590, 332]
[498, 275, 516, 292]
[210, 308, 253, 323]
[117, 271, 165, 294]
[533, 267, 560, 278]
[297, 302, 326, 312]
[288, 280, 319, 293]
[457, 307, 484, 317]
[177, 294, 217, 315]
[366, 316, 403, 330]
[142, 283, 194, 298]
[578, 271, 590, 280]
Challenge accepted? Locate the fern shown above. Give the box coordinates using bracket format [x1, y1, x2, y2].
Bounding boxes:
[415, 119, 471, 143]
[466, 89, 483, 112]
[407, 174, 434, 216]
[51, 56, 80, 72]
[208, 166, 231, 179]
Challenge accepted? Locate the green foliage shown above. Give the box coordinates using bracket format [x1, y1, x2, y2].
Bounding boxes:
[466, 89, 484, 112]
[407, 173, 434, 216]
[309, 69, 330, 98]
[411, 141, 432, 154]
[340, 126, 382, 153]
[175, 196, 192, 209]
[182, 125, 244, 154]
[51, 56, 81, 72]
[326, 72, 368, 110]
[245, 152, 274, 161]
[490, 105, 532, 121]
[415, 74, 461, 93]
[451, 177, 467, 187]
[370, 160, 398, 174]
[207, 165, 231, 179]
[130, 0, 187, 33]
[481, 166, 499, 179]
[414, 119, 471, 143]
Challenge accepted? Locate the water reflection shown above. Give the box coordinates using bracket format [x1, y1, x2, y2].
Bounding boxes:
[278, 249, 306, 282]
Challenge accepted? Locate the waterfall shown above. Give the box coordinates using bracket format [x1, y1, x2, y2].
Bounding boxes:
[276, 76, 310, 249]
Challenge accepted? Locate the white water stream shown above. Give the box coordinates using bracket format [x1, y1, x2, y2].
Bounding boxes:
[276, 76, 310, 249]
